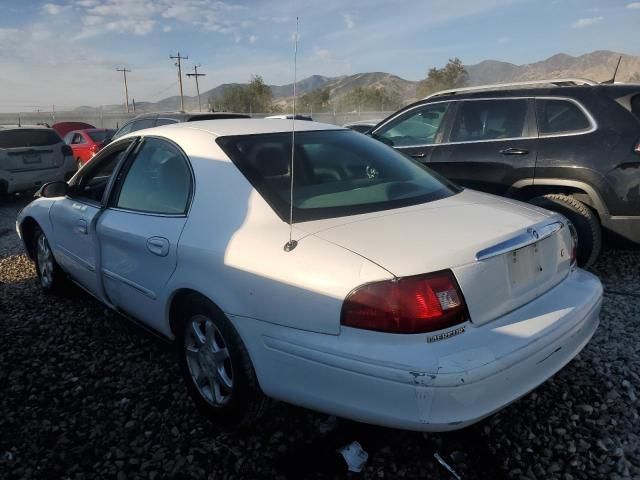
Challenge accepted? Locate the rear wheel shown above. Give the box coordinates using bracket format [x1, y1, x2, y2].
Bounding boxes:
[529, 194, 601, 268]
[33, 226, 69, 293]
[176, 295, 268, 430]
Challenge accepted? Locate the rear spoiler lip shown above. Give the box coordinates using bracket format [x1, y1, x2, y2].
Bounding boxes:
[475, 221, 564, 261]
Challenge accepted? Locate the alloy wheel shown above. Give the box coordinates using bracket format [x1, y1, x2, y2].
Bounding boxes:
[184, 314, 234, 406]
[36, 234, 55, 288]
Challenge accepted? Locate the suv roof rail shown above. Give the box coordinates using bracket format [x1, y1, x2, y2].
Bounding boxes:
[423, 78, 598, 99]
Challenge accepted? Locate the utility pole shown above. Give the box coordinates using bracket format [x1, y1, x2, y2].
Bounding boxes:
[116, 67, 131, 113]
[170, 52, 188, 111]
[186, 64, 206, 112]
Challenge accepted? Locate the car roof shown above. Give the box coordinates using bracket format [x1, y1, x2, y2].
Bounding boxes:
[148, 118, 344, 138]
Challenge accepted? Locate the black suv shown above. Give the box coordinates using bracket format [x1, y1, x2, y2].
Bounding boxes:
[370, 80, 640, 266]
[111, 111, 250, 141]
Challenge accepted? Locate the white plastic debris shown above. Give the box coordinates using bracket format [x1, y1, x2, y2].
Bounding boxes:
[434, 453, 462, 480]
[337, 441, 368, 473]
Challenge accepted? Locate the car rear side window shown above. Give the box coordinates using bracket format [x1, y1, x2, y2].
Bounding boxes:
[217, 129, 459, 222]
[450, 99, 528, 142]
[115, 138, 191, 215]
[0, 129, 61, 148]
[536, 99, 591, 135]
[374, 103, 449, 147]
[155, 118, 179, 127]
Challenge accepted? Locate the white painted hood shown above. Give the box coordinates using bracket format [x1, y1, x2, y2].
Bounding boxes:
[299, 189, 554, 277]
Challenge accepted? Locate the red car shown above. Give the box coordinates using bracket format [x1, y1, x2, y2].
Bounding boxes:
[63, 129, 115, 168]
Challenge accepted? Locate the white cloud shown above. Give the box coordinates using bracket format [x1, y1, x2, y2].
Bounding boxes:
[627, 2, 640, 8]
[342, 13, 354, 30]
[43, 3, 65, 15]
[314, 47, 332, 60]
[249, 35, 257, 44]
[497, 36, 510, 44]
[163, 25, 173, 32]
[571, 16, 603, 28]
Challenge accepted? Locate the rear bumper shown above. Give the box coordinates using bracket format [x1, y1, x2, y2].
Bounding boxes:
[232, 268, 602, 431]
[602, 215, 640, 244]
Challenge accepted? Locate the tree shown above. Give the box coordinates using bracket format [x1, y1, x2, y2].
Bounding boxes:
[300, 88, 331, 113]
[217, 75, 274, 113]
[416, 58, 469, 98]
[342, 86, 402, 112]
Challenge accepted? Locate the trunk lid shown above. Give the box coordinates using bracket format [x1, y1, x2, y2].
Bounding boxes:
[0, 129, 65, 172]
[300, 189, 574, 326]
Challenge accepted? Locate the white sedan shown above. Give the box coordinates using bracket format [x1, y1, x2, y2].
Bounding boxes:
[16, 119, 602, 431]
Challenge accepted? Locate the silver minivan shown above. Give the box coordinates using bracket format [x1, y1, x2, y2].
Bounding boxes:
[0, 126, 76, 196]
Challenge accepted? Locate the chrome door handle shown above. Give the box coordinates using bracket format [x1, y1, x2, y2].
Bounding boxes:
[146, 237, 170, 257]
[74, 219, 88, 235]
[500, 147, 529, 155]
[409, 152, 426, 158]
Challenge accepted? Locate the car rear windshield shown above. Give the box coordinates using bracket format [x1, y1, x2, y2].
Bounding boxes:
[87, 130, 114, 143]
[217, 129, 459, 222]
[0, 129, 61, 148]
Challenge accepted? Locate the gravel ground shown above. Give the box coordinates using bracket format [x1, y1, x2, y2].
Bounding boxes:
[0, 197, 639, 480]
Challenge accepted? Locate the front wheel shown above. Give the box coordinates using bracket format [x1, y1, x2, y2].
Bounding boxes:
[529, 194, 602, 268]
[177, 295, 268, 430]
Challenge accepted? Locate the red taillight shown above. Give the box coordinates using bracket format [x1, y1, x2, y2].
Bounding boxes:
[341, 270, 469, 334]
[635, 140, 640, 155]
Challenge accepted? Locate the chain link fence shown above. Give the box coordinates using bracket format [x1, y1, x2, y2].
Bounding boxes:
[0, 110, 393, 129]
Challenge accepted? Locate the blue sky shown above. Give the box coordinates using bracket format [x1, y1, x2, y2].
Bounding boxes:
[0, 0, 639, 111]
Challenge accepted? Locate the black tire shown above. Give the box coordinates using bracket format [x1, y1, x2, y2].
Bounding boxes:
[529, 194, 602, 268]
[176, 295, 268, 430]
[32, 226, 69, 294]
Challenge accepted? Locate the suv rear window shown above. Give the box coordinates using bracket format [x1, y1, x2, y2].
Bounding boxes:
[0, 129, 61, 148]
[217, 129, 459, 222]
[450, 99, 528, 142]
[536, 99, 591, 135]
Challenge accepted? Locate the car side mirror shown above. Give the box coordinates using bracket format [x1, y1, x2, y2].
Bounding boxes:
[37, 181, 69, 198]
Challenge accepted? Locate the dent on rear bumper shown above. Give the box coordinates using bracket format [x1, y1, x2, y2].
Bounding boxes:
[231, 269, 602, 431]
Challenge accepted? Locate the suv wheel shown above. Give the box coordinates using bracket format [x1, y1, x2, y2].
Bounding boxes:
[529, 194, 601, 268]
[177, 295, 269, 430]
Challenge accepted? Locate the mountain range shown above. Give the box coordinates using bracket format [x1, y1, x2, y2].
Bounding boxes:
[86, 50, 640, 113]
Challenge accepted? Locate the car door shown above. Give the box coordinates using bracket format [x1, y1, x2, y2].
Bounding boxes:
[427, 98, 537, 195]
[49, 139, 136, 296]
[371, 101, 452, 162]
[97, 137, 193, 331]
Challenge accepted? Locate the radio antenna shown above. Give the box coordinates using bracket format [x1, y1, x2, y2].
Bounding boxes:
[602, 55, 622, 84]
[284, 16, 299, 252]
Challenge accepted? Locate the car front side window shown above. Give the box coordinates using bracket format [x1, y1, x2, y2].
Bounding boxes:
[70, 140, 134, 204]
[114, 138, 192, 215]
[374, 103, 449, 147]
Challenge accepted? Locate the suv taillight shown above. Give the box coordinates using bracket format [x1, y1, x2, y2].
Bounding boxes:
[635, 140, 640, 155]
[341, 270, 469, 334]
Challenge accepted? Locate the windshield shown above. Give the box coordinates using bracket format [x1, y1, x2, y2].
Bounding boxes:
[87, 130, 115, 143]
[217, 129, 459, 222]
[0, 129, 61, 148]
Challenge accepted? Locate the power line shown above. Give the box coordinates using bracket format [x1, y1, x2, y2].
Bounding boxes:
[116, 67, 131, 113]
[186, 64, 206, 112]
[169, 52, 188, 112]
